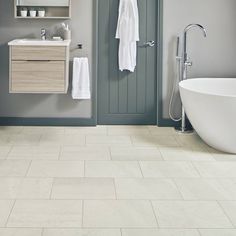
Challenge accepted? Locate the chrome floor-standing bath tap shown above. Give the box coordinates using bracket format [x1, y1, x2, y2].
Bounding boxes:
[176, 24, 207, 133]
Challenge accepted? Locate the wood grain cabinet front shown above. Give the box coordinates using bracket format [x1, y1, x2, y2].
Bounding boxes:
[11, 46, 66, 61]
[11, 61, 65, 93]
[9, 45, 69, 94]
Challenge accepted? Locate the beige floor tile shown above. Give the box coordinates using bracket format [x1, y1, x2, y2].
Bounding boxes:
[0, 200, 14, 226]
[122, 229, 200, 236]
[39, 134, 65, 146]
[8, 146, 60, 160]
[208, 148, 236, 161]
[0, 137, 11, 146]
[0, 228, 42, 236]
[0, 125, 233, 232]
[148, 126, 176, 136]
[27, 161, 84, 177]
[86, 135, 132, 146]
[0, 160, 30, 177]
[219, 201, 236, 227]
[51, 178, 116, 199]
[115, 178, 182, 200]
[107, 126, 150, 136]
[0, 178, 53, 199]
[213, 155, 236, 162]
[140, 161, 200, 178]
[0, 126, 23, 135]
[160, 147, 214, 161]
[39, 134, 85, 146]
[131, 135, 180, 147]
[65, 126, 107, 135]
[60, 146, 110, 161]
[43, 228, 121, 236]
[193, 162, 236, 178]
[21, 126, 65, 135]
[62, 134, 86, 146]
[0, 146, 12, 159]
[110, 147, 163, 161]
[85, 161, 142, 178]
[175, 179, 236, 200]
[7, 134, 41, 146]
[83, 200, 157, 228]
[7, 200, 83, 227]
[199, 229, 236, 236]
[176, 133, 209, 149]
[152, 201, 233, 228]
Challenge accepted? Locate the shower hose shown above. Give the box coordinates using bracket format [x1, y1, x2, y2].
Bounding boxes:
[168, 55, 182, 122]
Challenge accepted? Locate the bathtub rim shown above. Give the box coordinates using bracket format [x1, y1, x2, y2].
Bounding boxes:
[179, 78, 236, 98]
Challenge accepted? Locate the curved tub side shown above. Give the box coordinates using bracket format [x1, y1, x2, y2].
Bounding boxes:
[180, 85, 236, 153]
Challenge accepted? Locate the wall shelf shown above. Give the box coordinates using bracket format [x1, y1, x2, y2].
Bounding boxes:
[14, 0, 71, 19]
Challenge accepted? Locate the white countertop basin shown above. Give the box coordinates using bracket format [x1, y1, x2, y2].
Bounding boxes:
[8, 39, 71, 46]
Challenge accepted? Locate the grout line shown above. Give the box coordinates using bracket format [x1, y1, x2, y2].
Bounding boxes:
[217, 200, 235, 228]
[108, 147, 113, 161]
[197, 229, 203, 236]
[58, 145, 62, 160]
[5, 145, 14, 160]
[0, 227, 234, 230]
[120, 228, 123, 236]
[81, 200, 84, 228]
[85, 135, 88, 146]
[83, 161, 86, 178]
[130, 135, 134, 146]
[113, 178, 118, 200]
[1, 198, 235, 201]
[4, 199, 16, 227]
[171, 178, 185, 200]
[158, 148, 165, 161]
[150, 200, 159, 228]
[49, 178, 55, 200]
[24, 160, 32, 177]
[138, 161, 144, 178]
[190, 161, 203, 178]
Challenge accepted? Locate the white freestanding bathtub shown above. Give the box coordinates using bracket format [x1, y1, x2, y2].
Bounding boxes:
[179, 78, 236, 154]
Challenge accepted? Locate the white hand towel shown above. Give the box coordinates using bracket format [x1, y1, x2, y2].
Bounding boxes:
[116, 0, 139, 72]
[72, 57, 91, 100]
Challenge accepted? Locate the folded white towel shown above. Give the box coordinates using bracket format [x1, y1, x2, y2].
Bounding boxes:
[72, 57, 91, 100]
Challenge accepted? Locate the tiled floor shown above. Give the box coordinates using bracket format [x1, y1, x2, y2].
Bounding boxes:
[0, 126, 236, 235]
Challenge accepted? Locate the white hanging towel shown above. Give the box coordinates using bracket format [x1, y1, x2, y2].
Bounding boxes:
[116, 0, 139, 72]
[72, 57, 91, 100]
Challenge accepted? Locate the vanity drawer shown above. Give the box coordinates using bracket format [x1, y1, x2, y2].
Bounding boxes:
[11, 46, 66, 61]
[11, 61, 65, 93]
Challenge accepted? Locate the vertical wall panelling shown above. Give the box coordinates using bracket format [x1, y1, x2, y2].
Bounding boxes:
[98, 0, 158, 125]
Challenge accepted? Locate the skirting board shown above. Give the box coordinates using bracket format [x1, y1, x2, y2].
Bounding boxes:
[0, 117, 177, 127]
[0, 117, 96, 126]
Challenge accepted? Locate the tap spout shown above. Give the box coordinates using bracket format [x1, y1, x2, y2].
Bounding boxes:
[183, 24, 207, 62]
[184, 24, 207, 38]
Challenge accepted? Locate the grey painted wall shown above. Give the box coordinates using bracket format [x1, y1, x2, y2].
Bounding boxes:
[1, 0, 236, 123]
[0, 0, 93, 118]
[163, 0, 236, 118]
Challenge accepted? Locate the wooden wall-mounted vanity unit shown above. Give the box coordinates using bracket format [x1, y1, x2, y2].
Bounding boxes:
[8, 39, 71, 94]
